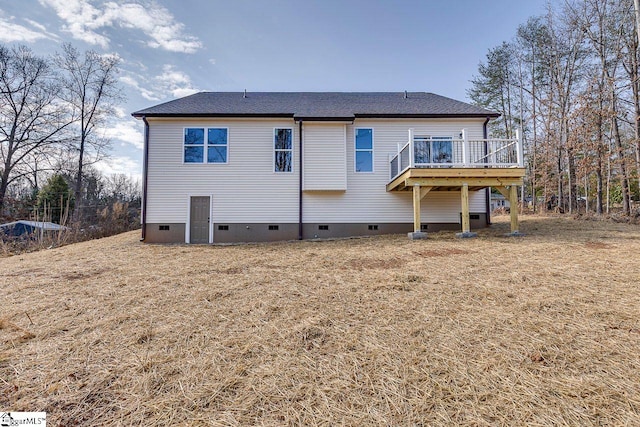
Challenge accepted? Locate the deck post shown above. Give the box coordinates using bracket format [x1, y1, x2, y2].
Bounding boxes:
[408, 184, 427, 239]
[461, 129, 470, 166]
[515, 129, 524, 166]
[509, 184, 519, 233]
[413, 184, 421, 232]
[456, 183, 477, 238]
[408, 128, 415, 168]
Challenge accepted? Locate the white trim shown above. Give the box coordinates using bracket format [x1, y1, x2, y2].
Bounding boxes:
[354, 127, 374, 173]
[343, 124, 348, 187]
[182, 126, 229, 165]
[186, 194, 213, 244]
[273, 127, 294, 173]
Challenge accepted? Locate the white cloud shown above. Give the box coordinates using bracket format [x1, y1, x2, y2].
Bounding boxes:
[24, 19, 50, 33]
[120, 74, 160, 101]
[95, 155, 141, 181]
[157, 64, 199, 98]
[38, 0, 202, 53]
[121, 65, 199, 102]
[113, 106, 127, 118]
[38, 0, 110, 47]
[0, 15, 55, 43]
[102, 118, 144, 150]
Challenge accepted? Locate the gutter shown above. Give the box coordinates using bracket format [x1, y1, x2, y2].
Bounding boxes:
[298, 120, 303, 240]
[483, 116, 491, 226]
[140, 116, 150, 241]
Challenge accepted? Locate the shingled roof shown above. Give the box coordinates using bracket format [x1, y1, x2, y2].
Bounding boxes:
[132, 92, 499, 120]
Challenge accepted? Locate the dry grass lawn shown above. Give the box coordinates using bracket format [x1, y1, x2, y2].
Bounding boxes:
[1, 215, 640, 426]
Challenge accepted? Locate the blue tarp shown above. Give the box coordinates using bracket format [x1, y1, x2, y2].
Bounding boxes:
[0, 220, 67, 238]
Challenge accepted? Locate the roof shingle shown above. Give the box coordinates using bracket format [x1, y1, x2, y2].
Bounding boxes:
[132, 92, 499, 119]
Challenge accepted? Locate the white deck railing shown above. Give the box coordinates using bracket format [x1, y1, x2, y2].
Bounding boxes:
[389, 129, 523, 181]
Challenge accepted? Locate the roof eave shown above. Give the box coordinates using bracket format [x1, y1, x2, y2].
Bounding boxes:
[354, 113, 501, 119]
[293, 116, 355, 121]
[132, 112, 500, 119]
[131, 112, 296, 118]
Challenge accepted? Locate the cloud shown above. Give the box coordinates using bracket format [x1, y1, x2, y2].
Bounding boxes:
[0, 15, 56, 43]
[157, 65, 199, 98]
[38, 0, 110, 47]
[120, 75, 160, 101]
[102, 118, 145, 150]
[38, 0, 202, 53]
[95, 155, 141, 181]
[121, 65, 199, 102]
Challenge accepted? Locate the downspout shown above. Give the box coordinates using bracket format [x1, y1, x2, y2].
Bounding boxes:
[483, 117, 491, 226]
[298, 120, 303, 240]
[140, 116, 150, 241]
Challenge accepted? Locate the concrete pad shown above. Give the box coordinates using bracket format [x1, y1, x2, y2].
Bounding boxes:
[456, 231, 478, 239]
[407, 231, 428, 240]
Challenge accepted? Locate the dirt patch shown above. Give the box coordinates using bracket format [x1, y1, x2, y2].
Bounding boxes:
[585, 241, 612, 249]
[413, 248, 472, 257]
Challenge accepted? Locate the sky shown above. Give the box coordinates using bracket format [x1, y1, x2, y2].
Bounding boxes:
[0, 0, 554, 180]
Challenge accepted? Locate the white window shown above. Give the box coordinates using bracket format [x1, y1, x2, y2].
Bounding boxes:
[355, 128, 373, 172]
[184, 127, 228, 163]
[274, 128, 293, 172]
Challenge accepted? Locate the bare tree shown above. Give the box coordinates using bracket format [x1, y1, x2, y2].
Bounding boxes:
[0, 45, 70, 216]
[55, 43, 122, 219]
[471, 0, 640, 216]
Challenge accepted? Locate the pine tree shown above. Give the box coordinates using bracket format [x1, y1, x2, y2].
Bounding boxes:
[37, 175, 74, 224]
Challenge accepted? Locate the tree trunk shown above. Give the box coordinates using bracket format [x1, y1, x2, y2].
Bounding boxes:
[0, 145, 14, 215]
[596, 118, 604, 215]
[557, 146, 564, 212]
[74, 129, 86, 220]
[567, 145, 576, 214]
[611, 113, 631, 215]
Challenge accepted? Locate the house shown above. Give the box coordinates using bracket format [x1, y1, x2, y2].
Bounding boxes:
[490, 192, 510, 211]
[0, 220, 67, 238]
[132, 92, 525, 244]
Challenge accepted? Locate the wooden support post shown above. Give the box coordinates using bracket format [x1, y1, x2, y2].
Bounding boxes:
[461, 183, 470, 233]
[510, 184, 519, 233]
[413, 184, 421, 232]
[456, 183, 477, 238]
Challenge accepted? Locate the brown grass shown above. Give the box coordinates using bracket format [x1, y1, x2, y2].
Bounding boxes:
[1, 215, 639, 426]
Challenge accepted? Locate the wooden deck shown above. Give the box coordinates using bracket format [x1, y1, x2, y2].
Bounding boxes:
[387, 167, 526, 237]
[386, 167, 526, 192]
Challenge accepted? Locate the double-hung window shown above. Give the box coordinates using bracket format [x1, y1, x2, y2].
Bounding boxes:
[274, 128, 293, 173]
[184, 127, 228, 163]
[355, 128, 373, 172]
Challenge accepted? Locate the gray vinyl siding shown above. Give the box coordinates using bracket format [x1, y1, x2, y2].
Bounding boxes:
[302, 118, 487, 224]
[303, 123, 347, 191]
